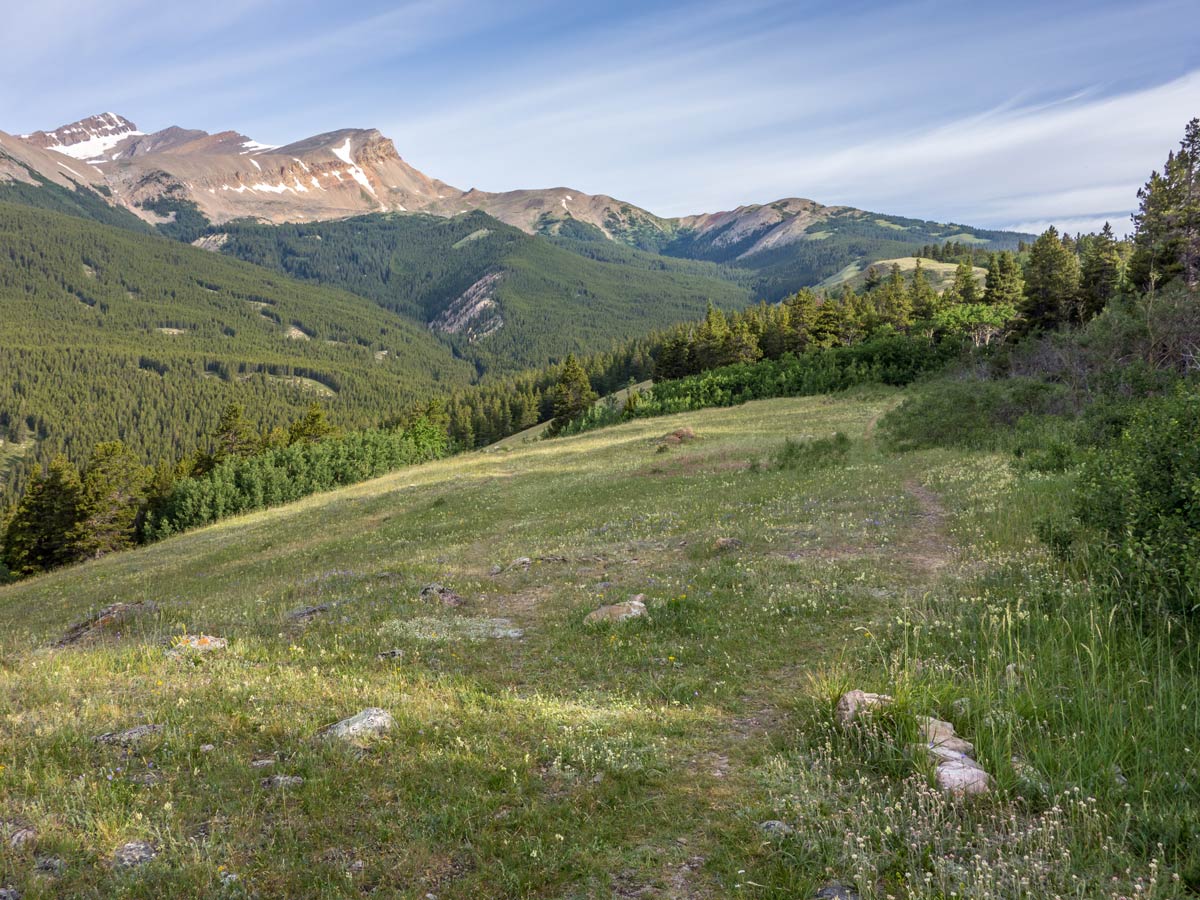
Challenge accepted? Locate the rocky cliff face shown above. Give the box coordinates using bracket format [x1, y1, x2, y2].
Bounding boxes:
[21, 113, 142, 161]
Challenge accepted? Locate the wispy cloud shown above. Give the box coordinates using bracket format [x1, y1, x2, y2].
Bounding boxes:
[4, 0, 1199, 232]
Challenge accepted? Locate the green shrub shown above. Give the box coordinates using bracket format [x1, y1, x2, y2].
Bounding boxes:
[1069, 389, 1200, 616]
[879, 377, 1070, 452]
[772, 432, 851, 470]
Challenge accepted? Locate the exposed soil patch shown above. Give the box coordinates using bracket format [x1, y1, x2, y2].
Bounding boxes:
[902, 479, 955, 572]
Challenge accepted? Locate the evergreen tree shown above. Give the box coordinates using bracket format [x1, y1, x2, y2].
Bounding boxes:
[723, 319, 762, 365]
[71, 442, 149, 559]
[909, 259, 940, 321]
[1022, 227, 1081, 331]
[214, 402, 258, 461]
[944, 260, 981, 305]
[2, 455, 84, 576]
[1079, 223, 1123, 320]
[548, 354, 597, 434]
[983, 251, 1024, 307]
[692, 304, 732, 371]
[876, 263, 913, 330]
[288, 403, 338, 444]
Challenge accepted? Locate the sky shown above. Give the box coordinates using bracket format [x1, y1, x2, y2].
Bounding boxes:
[4, 0, 1199, 235]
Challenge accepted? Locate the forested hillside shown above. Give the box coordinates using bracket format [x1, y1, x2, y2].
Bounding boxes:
[0, 203, 474, 502]
[213, 212, 754, 373]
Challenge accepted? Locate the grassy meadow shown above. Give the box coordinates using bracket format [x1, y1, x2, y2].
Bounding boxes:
[0, 391, 1195, 898]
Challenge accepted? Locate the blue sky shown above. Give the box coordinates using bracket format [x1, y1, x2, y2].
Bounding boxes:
[4, 0, 1199, 233]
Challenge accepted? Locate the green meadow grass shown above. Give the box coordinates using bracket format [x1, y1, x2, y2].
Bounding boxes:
[0, 392, 1194, 898]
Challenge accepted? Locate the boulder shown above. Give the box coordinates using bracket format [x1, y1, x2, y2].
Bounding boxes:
[320, 708, 395, 743]
[8, 826, 36, 850]
[834, 690, 893, 726]
[584, 595, 647, 625]
[756, 820, 794, 837]
[917, 715, 975, 756]
[113, 840, 156, 868]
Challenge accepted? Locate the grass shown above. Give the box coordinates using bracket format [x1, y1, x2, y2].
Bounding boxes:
[0, 392, 1194, 898]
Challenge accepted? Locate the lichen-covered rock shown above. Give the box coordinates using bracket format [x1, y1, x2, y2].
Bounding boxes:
[261, 774, 304, 789]
[419, 583, 464, 607]
[757, 820, 794, 837]
[583, 595, 647, 625]
[113, 840, 156, 868]
[95, 724, 163, 746]
[834, 690, 893, 726]
[166, 634, 227, 657]
[320, 708, 395, 743]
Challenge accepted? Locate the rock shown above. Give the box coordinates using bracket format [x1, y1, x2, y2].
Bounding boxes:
[834, 690, 893, 726]
[113, 840, 156, 868]
[55, 601, 158, 648]
[288, 603, 329, 622]
[320, 708, 395, 743]
[95, 724, 164, 746]
[419, 584, 464, 607]
[250, 758, 275, 768]
[658, 427, 696, 447]
[377, 648, 405, 661]
[815, 884, 860, 900]
[261, 774, 304, 789]
[508, 557, 533, 571]
[35, 856, 65, 876]
[8, 826, 36, 850]
[127, 772, 162, 786]
[199, 744, 215, 753]
[166, 634, 227, 657]
[935, 759, 992, 796]
[488, 564, 503, 576]
[756, 820, 793, 837]
[537, 554, 569, 564]
[1112, 763, 1129, 788]
[714, 537, 743, 551]
[0, 888, 19, 900]
[917, 716, 975, 756]
[583, 595, 647, 625]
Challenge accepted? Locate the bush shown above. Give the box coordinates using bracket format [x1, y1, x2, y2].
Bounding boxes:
[1069, 389, 1200, 616]
[145, 416, 448, 538]
[772, 432, 851, 470]
[880, 377, 1071, 452]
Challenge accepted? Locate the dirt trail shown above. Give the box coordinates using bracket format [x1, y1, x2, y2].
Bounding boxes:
[902, 479, 955, 573]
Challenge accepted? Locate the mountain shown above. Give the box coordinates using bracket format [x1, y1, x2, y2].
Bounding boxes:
[20, 112, 141, 161]
[0, 201, 475, 504]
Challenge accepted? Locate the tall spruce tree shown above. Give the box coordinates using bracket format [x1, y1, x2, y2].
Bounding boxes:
[984, 251, 1024, 307]
[944, 260, 981, 305]
[909, 259, 941, 321]
[1079, 223, 1123, 320]
[71, 441, 149, 559]
[548, 354, 597, 434]
[2, 455, 84, 576]
[1022, 227, 1081, 331]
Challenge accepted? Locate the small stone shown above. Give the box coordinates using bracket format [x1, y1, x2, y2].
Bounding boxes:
[508, 557, 533, 571]
[321, 708, 395, 743]
[199, 744, 215, 753]
[35, 856, 65, 876]
[0, 887, 19, 900]
[714, 537, 743, 551]
[288, 603, 330, 622]
[127, 772, 162, 786]
[834, 690, 893, 726]
[9, 827, 36, 850]
[377, 648, 405, 660]
[1112, 763, 1129, 787]
[488, 565, 503, 576]
[583, 595, 647, 625]
[95, 724, 164, 746]
[220, 871, 240, 886]
[935, 759, 992, 796]
[815, 884, 860, 900]
[113, 840, 156, 868]
[419, 584, 464, 607]
[167, 634, 227, 657]
[917, 716, 975, 756]
[261, 774, 304, 789]
[250, 758, 275, 768]
[757, 820, 794, 837]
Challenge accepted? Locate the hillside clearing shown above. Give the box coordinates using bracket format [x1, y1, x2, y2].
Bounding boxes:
[0, 393, 1186, 898]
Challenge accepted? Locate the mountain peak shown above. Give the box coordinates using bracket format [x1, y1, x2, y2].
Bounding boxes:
[22, 112, 142, 162]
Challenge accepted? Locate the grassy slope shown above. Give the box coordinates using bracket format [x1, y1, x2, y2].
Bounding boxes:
[0, 394, 1189, 898]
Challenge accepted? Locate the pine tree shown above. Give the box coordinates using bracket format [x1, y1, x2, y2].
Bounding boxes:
[723, 319, 762, 365]
[548, 354, 597, 434]
[983, 251, 1024, 307]
[692, 304, 732, 371]
[71, 442, 149, 559]
[1022, 227, 1081, 331]
[876, 263, 913, 330]
[909, 259, 940, 321]
[2, 455, 84, 575]
[944, 260, 981, 305]
[213, 402, 258, 461]
[1079, 223, 1122, 320]
[288, 403, 337, 444]
[783, 289, 818, 353]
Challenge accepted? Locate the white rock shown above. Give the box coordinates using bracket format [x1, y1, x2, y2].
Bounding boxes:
[321, 708, 395, 743]
[936, 759, 992, 796]
[917, 715, 974, 755]
[834, 690, 893, 726]
[113, 840, 156, 868]
[583, 596, 647, 625]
